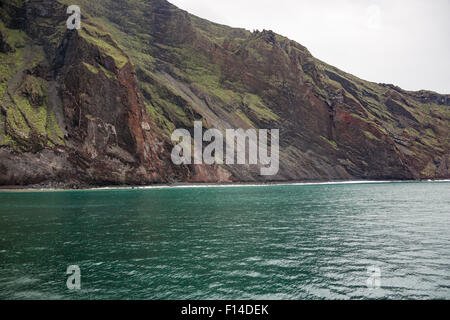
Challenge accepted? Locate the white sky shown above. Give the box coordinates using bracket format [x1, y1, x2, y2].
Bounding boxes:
[168, 0, 450, 94]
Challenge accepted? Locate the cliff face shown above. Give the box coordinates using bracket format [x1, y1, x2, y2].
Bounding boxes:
[0, 0, 188, 186]
[0, 0, 449, 187]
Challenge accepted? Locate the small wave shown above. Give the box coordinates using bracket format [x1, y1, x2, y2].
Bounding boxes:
[3, 179, 449, 193]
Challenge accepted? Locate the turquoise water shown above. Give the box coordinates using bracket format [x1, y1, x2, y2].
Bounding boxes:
[0, 182, 449, 300]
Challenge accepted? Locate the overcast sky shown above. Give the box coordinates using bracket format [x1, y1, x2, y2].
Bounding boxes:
[168, 0, 450, 94]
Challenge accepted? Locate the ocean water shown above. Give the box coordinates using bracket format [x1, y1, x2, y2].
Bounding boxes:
[0, 181, 449, 300]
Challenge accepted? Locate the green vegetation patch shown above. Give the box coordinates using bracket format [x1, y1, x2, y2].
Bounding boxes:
[141, 80, 190, 129]
[91, 16, 156, 71]
[13, 94, 47, 136]
[0, 25, 29, 96]
[244, 93, 280, 122]
[144, 101, 175, 136]
[46, 109, 65, 146]
[320, 136, 339, 150]
[0, 20, 27, 49]
[83, 62, 99, 74]
[6, 104, 31, 140]
[364, 131, 379, 141]
[80, 22, 128, 68]
[98, 64, 115, 79]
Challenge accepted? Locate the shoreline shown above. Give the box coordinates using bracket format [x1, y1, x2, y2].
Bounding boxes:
[0, 179, 449, 192]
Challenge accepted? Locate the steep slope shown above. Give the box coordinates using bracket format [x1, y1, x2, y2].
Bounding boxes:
[0, 0, 188, 186]
[0, 0, 449, 187]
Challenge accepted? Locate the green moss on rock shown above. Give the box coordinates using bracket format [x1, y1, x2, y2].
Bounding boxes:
[244, 94, 280, 122]
[80, 22, 129, 69]
[83, 62, 99, 74]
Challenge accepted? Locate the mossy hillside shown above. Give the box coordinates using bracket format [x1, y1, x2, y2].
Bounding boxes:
[169, 44, 283, 126]
[54, 0, 286, 137]
[0, 21, 27, 49]
[58, 1, 187, 138]
[80, 15, 175, 131]
[145, 41, 271, 132]
[58, 1, 159, 76]
[315, 57, 449, 166]
[0, 24, 27, 96]
[56, 1, 268, 121]
[23, 1, 68, 57]
[46, 109, 65, 146]
[15, 94, 47, 135]
[5, 104, 31, 141]
[2, 0, 447, 181]
[59, 0, 161, 72]
[92, 16, 156, 70]
[144, 101, 176, 136]
[21, 73, 46, 103]
[6, 75, 63, 148]
[5, 95, 65, 150]
[243, 94, 280, 122]
[79, 22, 129, 69]
[0, 15, 64, 150]
[0, 22, 28, 147]
[139, 74, 191, 129]
[0, 43, 45, 97]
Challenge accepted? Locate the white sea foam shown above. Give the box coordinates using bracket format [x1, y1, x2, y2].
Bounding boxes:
[85, 180, 404, 191]
[2, 179, 448, 193]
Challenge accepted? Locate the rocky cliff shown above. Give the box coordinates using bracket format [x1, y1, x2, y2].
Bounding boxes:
[0, 0, 449, 187]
